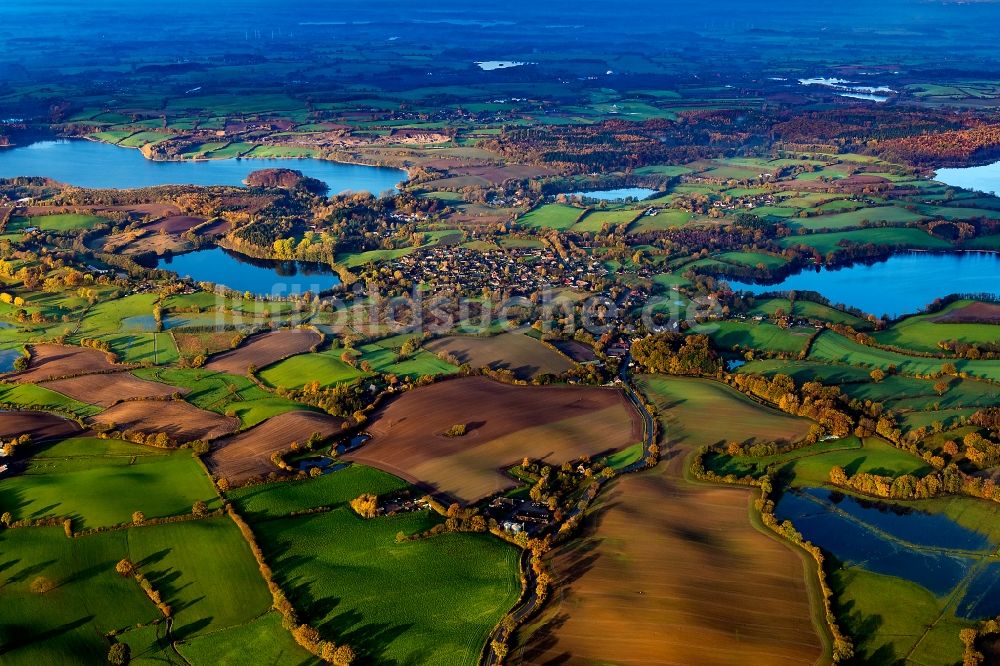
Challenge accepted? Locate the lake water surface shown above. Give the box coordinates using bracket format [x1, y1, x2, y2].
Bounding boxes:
[935, 160, 1000, 196]
[0, 140, 406, 194]
[566, 187, 658, 201]
[727, 252, 1000, 317]
[776, 488, 993, 600]
[156, 247, 341, 296]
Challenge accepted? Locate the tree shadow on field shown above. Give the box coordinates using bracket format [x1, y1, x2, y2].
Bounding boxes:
[6, 559, 55, 584]
[514, 612, 573, 665]
[172, 615, 213, 640]
[57, 561, 109, 589]
[29, 503, 62, 519]
[0, 615, 94, 656]
[844, 456, 868, 477]
[0, 558, 20, 576]
[465, 420, 486, 434]
[320, 608, 414, 665]
[137, 548, 171, 569]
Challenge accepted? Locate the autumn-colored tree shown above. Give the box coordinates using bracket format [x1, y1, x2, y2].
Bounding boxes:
[115, 558, 135, 578]
[30, 576, 54, 594]
[132, 511, 145, 525]
[349, 494, 378, 519]
[869, 368, 885, 383]
[829, 465, 848, 487]
[107, 642, 130, 666]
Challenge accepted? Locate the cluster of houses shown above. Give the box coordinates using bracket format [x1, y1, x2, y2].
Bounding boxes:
[390, 245, 610, 298]
[486, 496, 553, 536]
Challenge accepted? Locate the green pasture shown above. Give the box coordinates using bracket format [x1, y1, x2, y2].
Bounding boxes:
[0, 436, 220, 529]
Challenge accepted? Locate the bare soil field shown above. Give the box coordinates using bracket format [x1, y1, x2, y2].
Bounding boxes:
[41, 372, 181, 407]
[146, 215, 205, 234]
[513, 376, 820, 666]
[205, 410, 346, 484]
[11, 344, 118, 383]
[0, 410, 82, 440]
[424, 333, 575, 380]
[344, 376, 642, 503]
[91, 399, 238, 441]
[933, 301, 1000, 324]
[205, 328, 321, 375]
[196, 218, 233, 236]
[551, 339, 598, 363]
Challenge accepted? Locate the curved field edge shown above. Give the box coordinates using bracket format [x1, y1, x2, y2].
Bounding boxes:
[512, 375, 823, 666]
[681, 449, 835, 665]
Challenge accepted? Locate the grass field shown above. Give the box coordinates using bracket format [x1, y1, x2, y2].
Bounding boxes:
[788, 205, 925, 230]
[255, 508, 520, 666]
[809, 331, 1000, 381]
[10, 213, 107, 232]
[875, 301, 1000, 353]
[228, 464, 408, 521]
[261, 339, 457, 389]
[717, 250, 789, 269]
[694, 321, 815, 355]
[0, 527, 158, 665]
[738, 358, 1000, 412]
[0, 436, 221, 529]
[638, 375, 811, 446]
[707, 436, 929, 485]
[628, 208, 692, 233]
[175, 611, 316, 665]
[749, 297, 867, 327]
[125, 517, 272, 639]
[571, 208, 641, 232]
[779, 228, 951, 254]
[516, 204, 583, 230]
[0, 381, 102, 419]
[260, 347, 364, 388]
[135, 367, 308, 428]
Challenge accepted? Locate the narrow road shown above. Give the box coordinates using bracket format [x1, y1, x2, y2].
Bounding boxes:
[480, 352, 656, 665]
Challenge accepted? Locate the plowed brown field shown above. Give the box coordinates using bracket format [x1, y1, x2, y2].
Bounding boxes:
[344, 377, 642, 503]
[205, 328, 321, 375]
[206, 410, 346, 483]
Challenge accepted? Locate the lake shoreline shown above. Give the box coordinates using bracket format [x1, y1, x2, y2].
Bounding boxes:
[0, 139, 406, 192]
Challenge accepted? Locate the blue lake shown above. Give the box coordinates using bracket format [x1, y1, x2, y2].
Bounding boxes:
[935, 160, 1000, 196]
[0, 140, 406, 194]
[566, 187, 658, 201]
[727, 252, 1000, 317]
[155, 247, 341, 296]
[0, 348, 22, 373]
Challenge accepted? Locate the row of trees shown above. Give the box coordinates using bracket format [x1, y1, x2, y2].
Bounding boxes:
[829, 464, 1000, 504]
